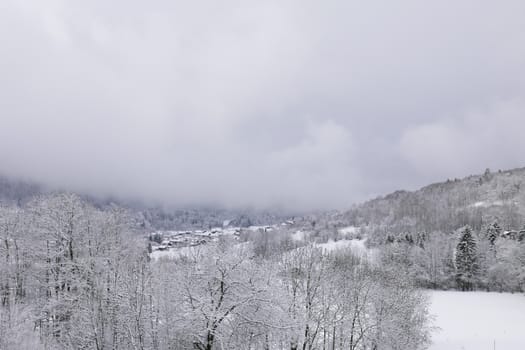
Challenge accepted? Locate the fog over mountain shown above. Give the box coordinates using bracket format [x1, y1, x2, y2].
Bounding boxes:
[2, 0, 525, 210]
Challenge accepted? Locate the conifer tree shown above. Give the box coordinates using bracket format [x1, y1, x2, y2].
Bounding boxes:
[486, 222, 502, 246]
[455, 226, 478, 291]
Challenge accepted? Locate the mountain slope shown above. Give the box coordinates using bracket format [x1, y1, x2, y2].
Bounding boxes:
[0, 175, 44, 204]
[341, 167, 525, 240]
[0, 174, 287, 230]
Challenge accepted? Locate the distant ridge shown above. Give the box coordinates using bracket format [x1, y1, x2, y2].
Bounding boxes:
[0, 173, 288, 231]
[341, 166, 525, 238]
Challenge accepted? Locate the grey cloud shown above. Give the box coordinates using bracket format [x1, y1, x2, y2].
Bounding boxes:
[1, 0, 525, 210]
[400, 98, 525, 180]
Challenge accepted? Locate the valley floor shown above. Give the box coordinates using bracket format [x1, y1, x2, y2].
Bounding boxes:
[429, 290, 525, 350]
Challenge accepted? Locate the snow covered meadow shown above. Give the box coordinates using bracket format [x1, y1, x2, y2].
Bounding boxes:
[330, 228, 525, 350]
[429, 291, 525, 350]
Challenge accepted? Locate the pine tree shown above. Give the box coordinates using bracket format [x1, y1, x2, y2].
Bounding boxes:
[486, 222, 502, 246]
[455, 226, 478, 291]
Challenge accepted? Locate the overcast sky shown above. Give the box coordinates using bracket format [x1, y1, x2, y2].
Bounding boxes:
[1, 0, 525, 211]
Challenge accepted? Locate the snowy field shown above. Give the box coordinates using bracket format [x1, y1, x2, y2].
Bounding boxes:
[429, 291, 525, 350]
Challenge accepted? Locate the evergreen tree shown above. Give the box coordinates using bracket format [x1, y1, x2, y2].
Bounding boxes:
[455, 226, 478, 291]
[486, 222, 502, 246]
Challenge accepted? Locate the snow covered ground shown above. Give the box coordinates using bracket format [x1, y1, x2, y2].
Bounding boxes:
[315, 238, 366, 253]
[338, 226, 360, 236]
[291, 230, 306, 241]
[150, 245, 203, 260]
[469, 200, 504, 208]
[314, 238, 380, 261]
[429, 291, 525, 350]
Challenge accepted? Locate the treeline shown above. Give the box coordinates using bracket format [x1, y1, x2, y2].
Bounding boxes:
[339, 168, 525, 235]
[0, 174, 289, 232]
[377, 223, 525, 292]
[289, 167, 525, 293]
[0, 193, 431, 350]
[153, 243, 430, 350]
[136, 207, 287, 231]
[0, 193, 146, 349]
[285, 215, 525, 293]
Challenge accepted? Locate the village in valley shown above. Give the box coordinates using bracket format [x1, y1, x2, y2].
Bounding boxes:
[148, 221, 295, 254]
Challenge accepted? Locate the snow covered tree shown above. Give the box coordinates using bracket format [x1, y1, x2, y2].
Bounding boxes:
[0, 190, 435, 349]
[279, 245, 328, 350]
[155, 244, 289, 350]
[486, 222, 502, 247]
[455, 226, 478, 291]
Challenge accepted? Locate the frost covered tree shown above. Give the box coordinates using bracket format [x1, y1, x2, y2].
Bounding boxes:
[0, 191, 434, 350]
[154, 244, 289, 350]
[27, 193, 89, 344]
[455, 226, 478, 291]
[0, 205, 37, 350]
[486, 222, 502, 247]
[0, 206, 26, 308]
[486, 238, 525, 292]
[277, 246, 431, 350]
[279, 246, 327, 350]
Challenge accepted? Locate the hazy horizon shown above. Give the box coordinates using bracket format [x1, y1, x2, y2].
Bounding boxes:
[2, 0, 525, 210]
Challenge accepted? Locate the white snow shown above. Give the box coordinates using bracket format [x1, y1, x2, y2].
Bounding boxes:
[291, 230, 305, 241]
[429, 291, 525, 350]
[150, 246, 202, 260]
[339, 226, 359, 236]
[469, 200, 504, 208]
[247, 225, 272, 231]
[315, 239, 353, 252]
[315, 239, 368, 256]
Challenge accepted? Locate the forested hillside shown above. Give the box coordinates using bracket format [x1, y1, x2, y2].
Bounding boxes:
[0, 174, 286, 231]
[325, 168, 525, 292]
[343, 167, 525, 239]
[0, 175, 43, 205]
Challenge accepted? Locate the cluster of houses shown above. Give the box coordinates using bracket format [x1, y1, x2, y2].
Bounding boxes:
[501, 229, 525, 242]
[149, 227, 242, 251]
[148, 220, 297, 254]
